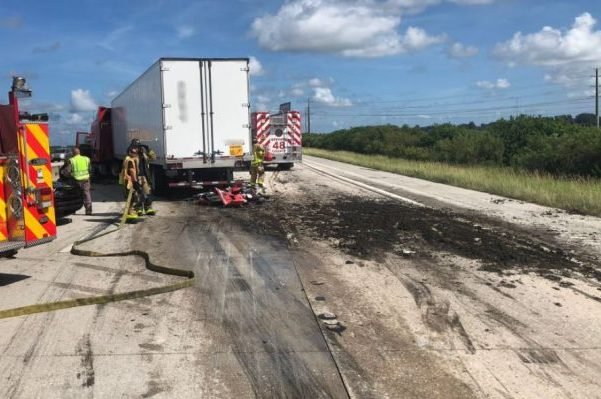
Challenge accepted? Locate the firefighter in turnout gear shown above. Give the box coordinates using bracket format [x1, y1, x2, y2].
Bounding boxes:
[250, 138, 266, 193]
[70, 146, 93, 215]
[128, 139, 156, 216]
[120, 146, 141, 222]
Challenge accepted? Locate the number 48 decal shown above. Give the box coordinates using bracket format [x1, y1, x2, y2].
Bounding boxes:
[271, 141, 286, 150]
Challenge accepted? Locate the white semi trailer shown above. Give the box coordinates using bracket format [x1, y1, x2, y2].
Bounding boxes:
[111, 58, 252, 191]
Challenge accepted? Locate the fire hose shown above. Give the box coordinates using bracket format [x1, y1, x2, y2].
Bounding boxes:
[0, 189, 195, 320]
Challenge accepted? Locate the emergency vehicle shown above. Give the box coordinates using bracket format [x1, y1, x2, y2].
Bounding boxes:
[0, 77, 56, 255]
[251, 107, 302, 170]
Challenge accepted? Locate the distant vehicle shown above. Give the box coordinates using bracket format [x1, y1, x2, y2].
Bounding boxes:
[251, 108, 302, 170]
[77, 57, 253, 192]
[54, 177, 84, 218]
[51, 146, 72, 162]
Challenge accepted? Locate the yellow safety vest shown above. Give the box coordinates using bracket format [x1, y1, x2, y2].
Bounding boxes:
[251, 144, 265, 166]
[70, 154, 90, 181]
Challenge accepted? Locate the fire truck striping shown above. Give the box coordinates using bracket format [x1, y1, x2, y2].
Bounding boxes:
[25, 124, 53, 173]
[0, 166, 8, 241]
[20, 123, 57, 244]
[0, 190, 195, 320]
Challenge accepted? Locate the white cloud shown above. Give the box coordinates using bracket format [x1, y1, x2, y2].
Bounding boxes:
[251, 0, 446, 57]
[249, 56, 264, 76]
[64, 113, 85, 126]
[254, 94, 271, 111]
[291, 87, 305, 96]
[177, 25, 195, 39]
[494, 13, 601, 67]
[309, 78, 324, 87]
[476, 78, 511, 90]
[313, 87, 352, 107]
[447, 42, 479, 58]
[70, 89, 98, 112]
[449, 0, 494, 4]
[99, 25, 133, 51]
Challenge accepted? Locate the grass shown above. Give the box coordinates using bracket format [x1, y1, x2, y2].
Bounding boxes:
[304, 148, 601, 217]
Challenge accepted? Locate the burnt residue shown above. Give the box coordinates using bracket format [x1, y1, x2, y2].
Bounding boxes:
[76, 334, 95, 388]
[235, 194, 601, 282]
[184, 226, 349, 398]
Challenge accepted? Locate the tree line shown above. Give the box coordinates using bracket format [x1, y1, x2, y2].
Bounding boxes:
[303, 114, 601, 177]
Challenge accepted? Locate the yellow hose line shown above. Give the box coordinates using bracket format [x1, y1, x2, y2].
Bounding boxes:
[0, 188, 195, 320]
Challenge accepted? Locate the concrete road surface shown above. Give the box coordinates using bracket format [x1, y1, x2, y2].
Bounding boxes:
[1, 159, 601, 398]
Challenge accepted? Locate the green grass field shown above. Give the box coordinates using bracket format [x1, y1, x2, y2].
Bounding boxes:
[305, 148, 601, 217]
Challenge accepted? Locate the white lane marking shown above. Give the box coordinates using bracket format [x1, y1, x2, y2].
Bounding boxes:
[59, 244, 73, 253]
[303, 160, 425, 207]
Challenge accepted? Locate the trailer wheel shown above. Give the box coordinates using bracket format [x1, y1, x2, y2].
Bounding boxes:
[110, 161, 121, 178]
[151, 165, 167, 196]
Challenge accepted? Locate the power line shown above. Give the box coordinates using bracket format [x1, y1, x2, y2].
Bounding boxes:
[310, 97, 590, 118]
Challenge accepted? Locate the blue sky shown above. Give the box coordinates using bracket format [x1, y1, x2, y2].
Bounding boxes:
[1, 0, 600, 145]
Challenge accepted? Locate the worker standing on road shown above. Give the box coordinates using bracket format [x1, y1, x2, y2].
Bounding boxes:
[120, 147, 141, 222]
[128, 139, 156, 216]
[69, 146, 93, 215]
[250, 138, 266, 193]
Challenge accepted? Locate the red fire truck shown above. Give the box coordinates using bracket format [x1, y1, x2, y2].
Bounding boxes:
[0, 77, 57, 255]
[251, 108, 302, 170]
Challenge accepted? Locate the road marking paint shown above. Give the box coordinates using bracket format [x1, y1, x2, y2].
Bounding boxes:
[303, 160, 425, 207]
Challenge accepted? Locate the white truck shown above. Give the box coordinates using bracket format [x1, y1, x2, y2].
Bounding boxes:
[111, 57, 252, 191]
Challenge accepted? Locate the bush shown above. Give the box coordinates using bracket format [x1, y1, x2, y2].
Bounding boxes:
[303, 115, 601, 177]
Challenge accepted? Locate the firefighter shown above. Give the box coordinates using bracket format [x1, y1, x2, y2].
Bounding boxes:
[128, 139, 156, 216]
[69, 146, 93, 215]
[120, 146, 141, 222]
[250, 138, 266, 193]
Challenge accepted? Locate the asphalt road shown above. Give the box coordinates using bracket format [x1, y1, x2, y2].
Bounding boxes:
[1, 158, 601, 398]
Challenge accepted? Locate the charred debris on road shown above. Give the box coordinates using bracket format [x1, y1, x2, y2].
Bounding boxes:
[225, 191, 601, 284]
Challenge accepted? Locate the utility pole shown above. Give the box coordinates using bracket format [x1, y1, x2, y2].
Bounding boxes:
[589, 68, 600, 128]
[307, 97, 311, 134]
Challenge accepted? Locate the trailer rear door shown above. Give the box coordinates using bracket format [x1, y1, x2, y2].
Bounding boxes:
[207, 60, 250, 159]
[161, 60, 203, 158]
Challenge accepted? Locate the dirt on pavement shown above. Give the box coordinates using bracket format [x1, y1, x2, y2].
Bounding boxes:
[235, 176, 601, 285]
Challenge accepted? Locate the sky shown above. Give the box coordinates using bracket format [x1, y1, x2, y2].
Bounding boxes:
[1, 0, 600, 145]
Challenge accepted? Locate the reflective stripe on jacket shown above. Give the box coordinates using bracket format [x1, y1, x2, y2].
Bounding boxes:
[70, 155, 90, 181]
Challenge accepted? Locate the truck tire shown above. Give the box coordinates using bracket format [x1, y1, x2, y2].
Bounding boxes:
[225, 168, 234, 182]
[110, 161, 121, 178]
[151, 165, 167, 196]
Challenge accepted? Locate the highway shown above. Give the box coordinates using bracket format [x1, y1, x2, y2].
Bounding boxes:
[2, 157, 601, 398]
